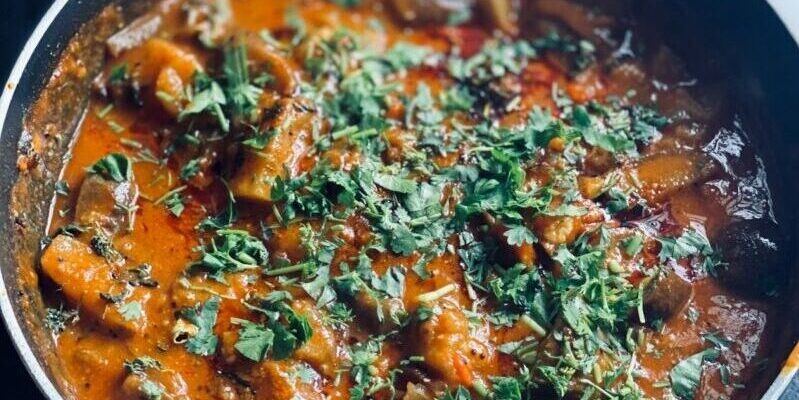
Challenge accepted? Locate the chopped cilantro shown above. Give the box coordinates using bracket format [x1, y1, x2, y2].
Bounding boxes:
[43, 306, 78, 334]
[86, 153, 133, 182]
[223, 44, 262, 119]
[190, 229, 269, 282]
[669, 349, 720, 399]
[182, 296, 221, 356]
[232, 318, 274, 362]
[118, 301, 144, 321]
[179, 72, 229, 131]
[180, 158, 201, 181]
[54, 180, 70, 196]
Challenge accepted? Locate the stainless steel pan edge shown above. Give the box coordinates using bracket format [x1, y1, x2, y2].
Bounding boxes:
[740, 3, 799, 398]
[1, 1, 798, 400]
[756, 0, 799, 359]
[0, 2, 70, 398]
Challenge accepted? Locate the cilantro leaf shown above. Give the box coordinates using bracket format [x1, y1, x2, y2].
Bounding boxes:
[370, 266, 406, 298]
[179, 72, 229, 131]
[164, 192, 185, 217]
[504, 225, 537, 246]
[390, 226, 417, 256]
[658, 228, 720, 272]
[124, 357, 164, 400]
[124, 356, 162, 374]
[491, 376, 522, 400]
[183, 296, 221, 356]
[233, 319, 274, 362]
[54, 180, 70, 196]
[180, 158, 201, 181]
[374, 173, 418, 194]
[441, 386, 472, 400]
[223, 44, 262, 119]
[109, 63, 129, 84]
[118, 301, 143, 321]
[238, 296, 313, 361]
[382, 42, 430, 71]
[270, 322, 299, 360]
[669, 348, 720, 399]
[242, 129, 276, 150]
[87, 153, 133, 182]
[139, 380, 165, 400]
[44, 306, 78, 334]
[190, 229, 269, 282]
[198, 181, 237, 230]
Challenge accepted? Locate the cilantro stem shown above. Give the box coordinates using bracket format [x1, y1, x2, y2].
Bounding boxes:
[153, 185, 188, 205]
[331, 126, 378, 142]
[265, 261, 313, 276]
[516, 343, 539, 364]
[107, 120, 125, 134]
[473, 380, 489, 398]
[636, 283, 646, 324]
[520, 314, 547, 338]
[578, 379, 615, 399]
[217, 229, 249, 235]
[415, 283, 456, 303]
[349, 128, 378, 140]
[331, 126, 359, 140]
[96, 103, 114, 119]
[465, 145, 492, 155]
[607, 260, 624, 274]
[120, 138, 143, 149]
[180, 280, 237, 300]
[155, 90, 176, 103]
[593, 363, 602, 383]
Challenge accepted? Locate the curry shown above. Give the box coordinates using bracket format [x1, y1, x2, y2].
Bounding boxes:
[35, 0, 783, 399]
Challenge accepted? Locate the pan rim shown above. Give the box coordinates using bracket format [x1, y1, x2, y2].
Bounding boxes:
[0, 1, 69, 399]
[0, 1, 797, 400]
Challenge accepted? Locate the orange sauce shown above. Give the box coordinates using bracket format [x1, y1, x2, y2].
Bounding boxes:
[37, 1, 780, 399]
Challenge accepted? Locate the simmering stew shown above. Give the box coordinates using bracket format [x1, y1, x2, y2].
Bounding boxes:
[35, 0, 783, 399]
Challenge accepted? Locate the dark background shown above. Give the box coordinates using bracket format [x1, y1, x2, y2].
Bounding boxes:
[1, 1, 50, 398]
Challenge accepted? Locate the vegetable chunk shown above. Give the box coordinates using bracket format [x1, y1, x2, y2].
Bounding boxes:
[229, 99, 314, 203]
[75, 174, 138, 234]
[40, 235, 149, 334]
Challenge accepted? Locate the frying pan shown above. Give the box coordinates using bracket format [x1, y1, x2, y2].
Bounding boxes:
[0, 1, 797, 399]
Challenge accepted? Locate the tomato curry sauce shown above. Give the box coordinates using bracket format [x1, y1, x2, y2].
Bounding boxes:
[36, 0, 783, 399]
